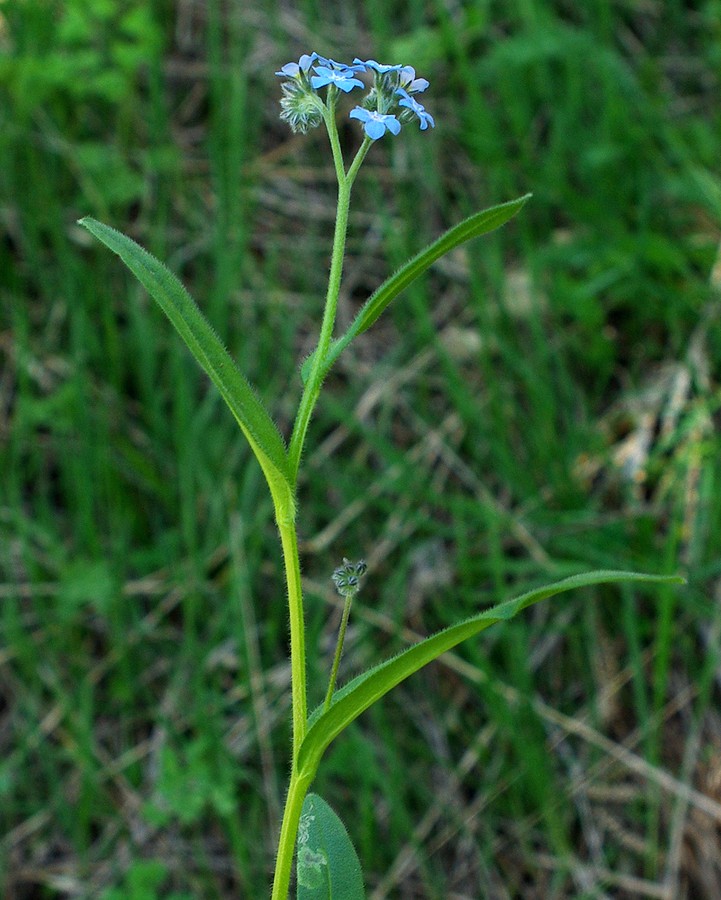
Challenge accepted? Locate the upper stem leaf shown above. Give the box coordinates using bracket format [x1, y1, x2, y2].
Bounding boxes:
[297, 570, 684, 777]
[301, 193, 532, 383]
[78, 217, 292, 493]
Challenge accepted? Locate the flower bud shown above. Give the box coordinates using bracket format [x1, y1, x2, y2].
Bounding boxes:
[332, 558, 367, 597]
[279, 81, 325, 133]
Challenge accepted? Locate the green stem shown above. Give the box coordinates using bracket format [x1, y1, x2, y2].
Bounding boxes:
[346, 135, 372, 184]
[272, 114, 374, 898]
[270, 766, 315, 900]
[325, 96, 347, 185]
[287, 179, 349, 478]
[323, 591, 355, 712]
[276, 509, 307, 759]
[288, 122, 372, 480]
[270, 501, 310, 898]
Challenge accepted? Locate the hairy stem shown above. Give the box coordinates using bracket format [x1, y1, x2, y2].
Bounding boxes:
[274, 113, 374, 898]
[270, 504, 309, 898]
[323, 590, 355, 712]
[276, 510, 306, 759]
[271, 766, 315, 900]
[346, 135, 372, 184]
[288, 122, 371, 480]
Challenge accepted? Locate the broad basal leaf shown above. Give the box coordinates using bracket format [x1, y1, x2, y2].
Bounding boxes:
[297, 571, 683, 777]
[301, 194, 532, 383]
[297, 793, 365, 899]
[78, 218, 292, 497]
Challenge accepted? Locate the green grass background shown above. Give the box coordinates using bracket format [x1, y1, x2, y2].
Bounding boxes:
[2, 0, 721, 897]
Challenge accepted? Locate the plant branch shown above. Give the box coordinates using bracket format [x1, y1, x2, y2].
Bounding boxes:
[271, 766, 315, 900]
[288, 115, 355, 478]
[323, 591, 354, 712]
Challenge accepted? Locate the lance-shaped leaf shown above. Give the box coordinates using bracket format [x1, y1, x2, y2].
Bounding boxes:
[301, 193, 532, 383]
[297, 794, 364, 899]
[78, 217, 292, 494]
[297, 571, 683, 777]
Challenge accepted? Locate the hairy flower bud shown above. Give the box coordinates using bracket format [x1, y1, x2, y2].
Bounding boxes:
[332, 558, 367, 597]
[279, 82, 324, 133]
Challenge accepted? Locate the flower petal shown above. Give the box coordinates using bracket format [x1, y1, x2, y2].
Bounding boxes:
[336, 77, 365, 92]
[275, 62, 300, 77]
[364, 118, 386, 140]
[349, 107, 369, 123]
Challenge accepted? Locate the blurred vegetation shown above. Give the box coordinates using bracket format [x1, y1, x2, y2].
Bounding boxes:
[2, 0, 721, 896]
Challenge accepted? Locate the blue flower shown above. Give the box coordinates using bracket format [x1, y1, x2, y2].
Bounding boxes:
[275, 54, 364, 80]
[323, 57, 365, 72]
[398, 66, 429, 94]
[275, 53, 319, 78]
[396, 88, 435, 130]
[310, 65, 365, 93]
[353, 58, 403, 74]
[349, 107, 401, 140]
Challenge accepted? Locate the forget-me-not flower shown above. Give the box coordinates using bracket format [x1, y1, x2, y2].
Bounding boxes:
[353, 58, 403, 74]
[398, 66, 429, 94]
[276, 51, 435, 138]
[396, 88, 435, 130]
[349, 107, 401, 140]
[276, 53, 327, 132]
[322, 57, 365, 72]
[275, 53, 319, 79]
[310, 65, 365, 93]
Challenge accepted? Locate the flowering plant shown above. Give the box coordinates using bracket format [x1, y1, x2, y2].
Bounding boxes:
[78, 51, 681, 899]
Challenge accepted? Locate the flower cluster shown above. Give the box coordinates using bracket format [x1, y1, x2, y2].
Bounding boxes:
[332, 558, 367, 598]
[276, 52, 434, 140]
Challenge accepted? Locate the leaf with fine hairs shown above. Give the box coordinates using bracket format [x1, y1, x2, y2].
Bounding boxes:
[301, 193, 532, 383]
[297, 793, 365, 899]
[78, 217, 293, 498]
[298, 570, 684, 778]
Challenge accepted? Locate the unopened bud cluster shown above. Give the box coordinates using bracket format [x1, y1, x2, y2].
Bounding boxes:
[332, 558, 368, 598]
[276, 53, 434, 139]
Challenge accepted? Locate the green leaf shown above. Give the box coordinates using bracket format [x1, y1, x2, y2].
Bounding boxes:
[301, 194, 531, 383]
[78, 217, 292, 494]
[297, 793, 365, 899]
[298, 571, 684, 776]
